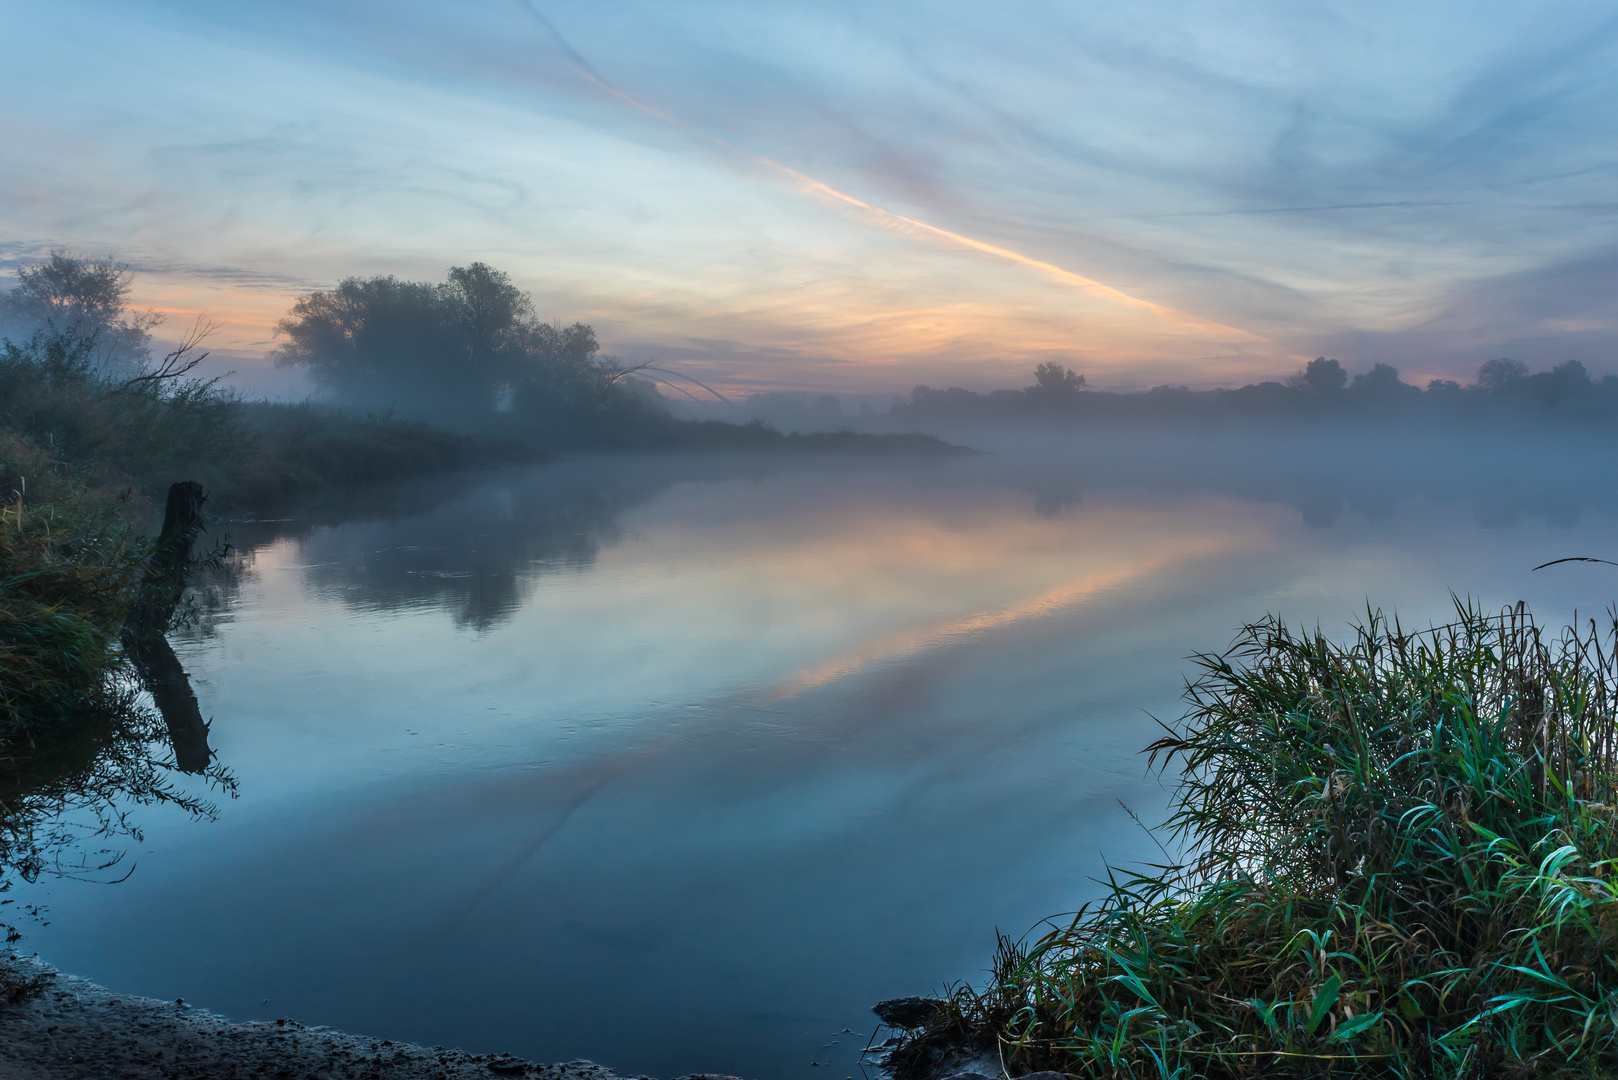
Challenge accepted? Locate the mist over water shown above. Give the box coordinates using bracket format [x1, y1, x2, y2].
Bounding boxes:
[17, 432, 1618, 1079]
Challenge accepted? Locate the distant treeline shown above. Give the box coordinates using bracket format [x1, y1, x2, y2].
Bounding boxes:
[270, 262, 965, 455]
[890, 356, 1618, 426]
[0, 255, 959, 517]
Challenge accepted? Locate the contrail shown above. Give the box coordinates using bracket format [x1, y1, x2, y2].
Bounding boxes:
[511, 1, 1261, 341]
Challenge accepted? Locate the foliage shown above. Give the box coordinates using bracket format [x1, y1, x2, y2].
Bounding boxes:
[273, 262, 648, 431]
[1028, 362, 1088, 403]
[898, 602, 1618, 1079]
[0, 251, 160, 375]
[0, 432, 143, 735]
[222, 402, 536, 510]
[0, 433, 234, 939]
[895, 358, 1618, 428]
[0, 323, 247, 502]
[0, 281, 534, 512]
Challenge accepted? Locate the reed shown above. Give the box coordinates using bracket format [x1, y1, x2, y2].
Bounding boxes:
[900, 601, 1618, 1078]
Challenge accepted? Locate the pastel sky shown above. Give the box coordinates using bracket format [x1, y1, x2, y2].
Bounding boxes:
[3, 0, 1617, 396]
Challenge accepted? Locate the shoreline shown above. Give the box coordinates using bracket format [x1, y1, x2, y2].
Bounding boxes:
[0, 954, 745, 1080]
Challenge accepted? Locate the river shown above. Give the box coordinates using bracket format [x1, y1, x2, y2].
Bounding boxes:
[17, 428, 1618, 1079]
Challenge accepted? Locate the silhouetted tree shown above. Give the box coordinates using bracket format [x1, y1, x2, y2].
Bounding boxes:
[1350, 363, 1417, 399]
[1477, 358, 1529, 391]
[443, 262, 535, 382]
[1027, 362, 1087, 400]
[274, 263, 647, 432]
[1293, 357, 1347, 394]
[0, 252, 159, 373]
[273, 274, 459, 410]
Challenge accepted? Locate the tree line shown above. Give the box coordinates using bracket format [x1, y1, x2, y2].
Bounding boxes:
[891, 355, 1618, 425]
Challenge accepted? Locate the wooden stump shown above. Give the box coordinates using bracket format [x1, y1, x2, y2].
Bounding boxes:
[121, 481, 214, 774]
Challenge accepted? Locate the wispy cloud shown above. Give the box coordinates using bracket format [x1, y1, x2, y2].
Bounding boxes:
[5, 0, 1617, 389]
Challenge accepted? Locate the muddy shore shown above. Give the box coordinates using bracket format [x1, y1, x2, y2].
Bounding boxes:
[0, 955, 747, 1080]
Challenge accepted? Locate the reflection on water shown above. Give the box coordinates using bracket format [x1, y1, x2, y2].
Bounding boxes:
[15, 431, 1618, 1080]
[0, 679, 233, 934]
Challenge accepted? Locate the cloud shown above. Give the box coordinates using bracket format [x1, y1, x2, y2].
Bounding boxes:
[1317, 247, 1618, 380]
[4, 0, 1617, 390]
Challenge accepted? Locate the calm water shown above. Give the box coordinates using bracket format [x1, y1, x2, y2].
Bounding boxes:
[19, 431, 1618, 1080]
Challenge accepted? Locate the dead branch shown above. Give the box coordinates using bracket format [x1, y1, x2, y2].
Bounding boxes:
[118, 315, 221, 390]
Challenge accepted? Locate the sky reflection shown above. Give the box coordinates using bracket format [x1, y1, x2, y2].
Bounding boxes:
[16, 448, 1618, 1079]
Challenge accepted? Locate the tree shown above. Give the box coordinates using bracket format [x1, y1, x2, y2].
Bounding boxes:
[1476, 357, 1528, 391]
[1026, 362, 1086, 400]
[1293, 357, 1347, 394]
[1349, 362, 1415, 398]
[443, 262, 534, 382]
[274, 274, 460, 411]
[0, 252, 160, 373]
[274, 263, 647, 432]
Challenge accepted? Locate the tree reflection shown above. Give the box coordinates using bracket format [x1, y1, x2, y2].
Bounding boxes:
[218, 455, 948, 631]
[0, 678, 234, 939]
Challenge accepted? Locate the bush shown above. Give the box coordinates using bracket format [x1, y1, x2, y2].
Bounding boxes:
[903, 603, 1618, 1079]
[0, 325, 247, 503]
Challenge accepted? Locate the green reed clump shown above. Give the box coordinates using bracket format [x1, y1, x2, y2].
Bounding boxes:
[901, 602, 1618, 1079]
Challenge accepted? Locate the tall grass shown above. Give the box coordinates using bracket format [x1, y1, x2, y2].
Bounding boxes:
[0, 326, 246, 505]
[0, 432, 143, 735]
[901, 602, 1618, 1079]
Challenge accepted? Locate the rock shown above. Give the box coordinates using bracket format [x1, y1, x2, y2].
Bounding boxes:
[872, 996, 948, 1029]
[938, 1072, 995, 1080]
[1014, 1073, 1068, 1080]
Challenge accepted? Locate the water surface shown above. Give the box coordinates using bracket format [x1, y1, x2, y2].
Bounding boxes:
[21, 433, 1618, 1079]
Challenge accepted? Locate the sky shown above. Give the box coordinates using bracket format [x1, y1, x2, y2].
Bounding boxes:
[2, 0, 1617, 396]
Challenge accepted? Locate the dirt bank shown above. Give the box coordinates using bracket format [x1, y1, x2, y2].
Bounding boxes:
[0, 955, 744, 1080]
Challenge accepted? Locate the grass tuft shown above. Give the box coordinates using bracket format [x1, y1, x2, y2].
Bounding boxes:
[898, 601, 1618, 1079]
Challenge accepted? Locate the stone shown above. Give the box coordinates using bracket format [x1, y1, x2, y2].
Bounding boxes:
[872, 996, 948, 1029]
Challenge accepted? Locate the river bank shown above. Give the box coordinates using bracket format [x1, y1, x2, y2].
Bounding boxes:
[0, 955, 748, 1080]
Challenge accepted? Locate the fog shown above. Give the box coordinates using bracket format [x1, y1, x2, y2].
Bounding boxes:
[193, 421, 1618, 645]
[27, 432, 1618, 1080]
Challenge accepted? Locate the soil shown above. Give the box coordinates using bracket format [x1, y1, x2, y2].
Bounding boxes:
[0, 955, 746, 1080]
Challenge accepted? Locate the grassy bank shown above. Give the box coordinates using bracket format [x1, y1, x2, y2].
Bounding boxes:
[224, 401, 537, 512]
[0, 325, 541, 516]
[896, 603, 1618, 1079]
[0, 430, 233, 941]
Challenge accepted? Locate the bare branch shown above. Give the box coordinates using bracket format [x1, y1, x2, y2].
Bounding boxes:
[595, 356, 654, 390]
[118, 315, 221, 390]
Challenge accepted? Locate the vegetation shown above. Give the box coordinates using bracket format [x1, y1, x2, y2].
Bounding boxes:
[272, 262, 664, 437]
[896, 603, 1618, 1079]
[890, 357, 1618, 428]
[225, 402, 533, 510]
[0, 261, 540, 516]
[271, 262, 965, 453]
[0, 252, 162, 376]
[0, 430, 233, 947]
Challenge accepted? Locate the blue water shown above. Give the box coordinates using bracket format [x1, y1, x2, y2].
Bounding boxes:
[19, 432, 1618, 1079]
